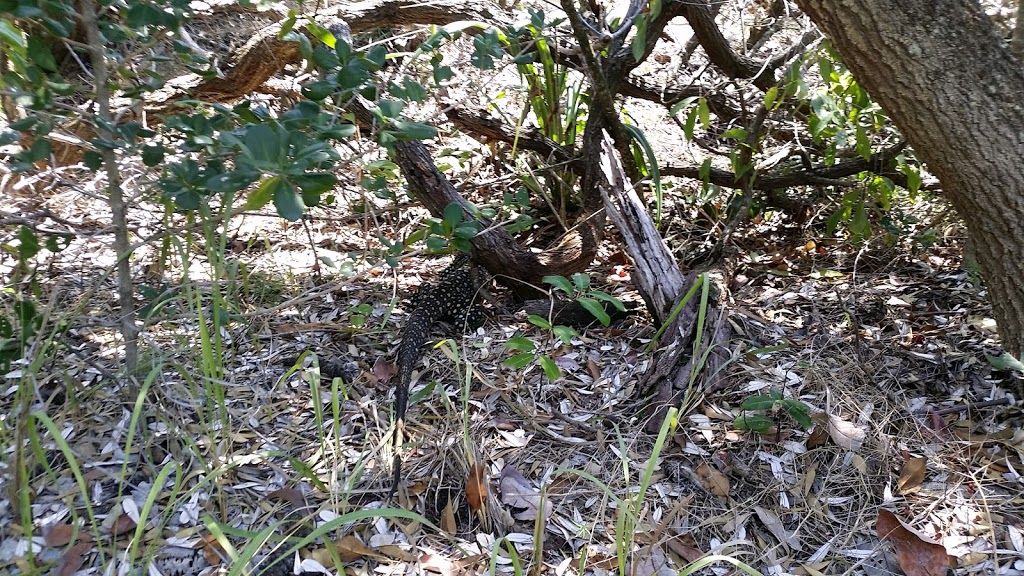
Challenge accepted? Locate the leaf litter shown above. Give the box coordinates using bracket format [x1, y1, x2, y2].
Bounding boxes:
[2, 43, 1024, 576]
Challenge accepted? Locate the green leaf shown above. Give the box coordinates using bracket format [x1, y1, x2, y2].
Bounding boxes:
[377, 99, 403, 119]
[245, 176, 283, 211]
[721, 128, 748, 141]
[443, 202, 463, 226]
[366, 45, 387, 70]
[293, 172, 337, 196]
[571, 273, 590, 292]
[302, 80, 335, 101]
[630, 15, 647, 62]
[141, 144, 164, 167]
[526, 315, 551, 330]
[16, 226, 40, 260]
[543, 275, 574, 295]
[986, 353, 1024, 372]
[669, 96, 699, 117]
[390, 120, 437, 141]
[83, 150, 102, 170]
[552, 325, 576, 345]
[588, 290, 625, 311]
[740, 393, 781, 411]
[504, 336, 536, 352]
[764, 86, 779, 110]
[577, 297, 610, 326]
[244, 123, 283, 166]
[780, 399, 812, 429]
[734, 415, 773, 433]
[503, 352, 535, 369]
[273, 178, 304, 221]
[306, 22, 336, 47]
[538, 355, 560, 381]
[697, 97, 710, 129]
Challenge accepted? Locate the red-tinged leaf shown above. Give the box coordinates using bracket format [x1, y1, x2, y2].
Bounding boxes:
[197, 534, 228, 566]
[45, 523, 77, 547]
[57, 542, 92, 576]
[466, 463, 487, 513]
[372, 358, 397, 382]
[111, 513, 136, 536]
[665, 532, 703, 563]
[268, 487, 306, 509]
[876, 509, 952, 576]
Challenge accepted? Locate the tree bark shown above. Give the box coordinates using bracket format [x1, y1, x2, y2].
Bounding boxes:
[796, 0, 1024, 358]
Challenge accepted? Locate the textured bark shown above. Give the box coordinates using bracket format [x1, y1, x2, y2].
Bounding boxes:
[796, 0, 1024, 357]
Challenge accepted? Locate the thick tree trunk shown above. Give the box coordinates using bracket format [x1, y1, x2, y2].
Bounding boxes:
[796, 0, 1024, 358]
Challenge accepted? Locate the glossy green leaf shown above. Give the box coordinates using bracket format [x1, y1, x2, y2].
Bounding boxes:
[245, 176, 280, 211]
[740, 393, 781, 411]
[543, 275, 574, 295]
[552, 325, 576, 345]
[26, 35, 56, 71]
[734, 415, 773, 433]
[273, 178, 304, 221]
[504, 336, 535, 351]
[526, 314, 551, 330]
[577, 297, 610, 326]
[539, 355, 560, 381]
[503, 352, 535, 369]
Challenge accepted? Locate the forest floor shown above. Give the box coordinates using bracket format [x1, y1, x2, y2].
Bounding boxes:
[2, 5, 1024, 576]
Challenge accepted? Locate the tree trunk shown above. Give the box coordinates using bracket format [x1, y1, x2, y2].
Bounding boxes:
[796, 0, 1024, 358]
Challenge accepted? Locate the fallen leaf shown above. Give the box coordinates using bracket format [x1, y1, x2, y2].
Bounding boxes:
[897, 457, 927, 495]
[695, 463, 730, 497]
[267, 488, 306, 509]
[440, 498, 457, 534]
[111, 513, 136, 536]
[56, 542, 92, 576]
[372, 358, 397, 382]
[196, 534, 228, 566]
[827, 414, 866, 451]
[876, 509, 951, 576]
[754, 506, 803, 551]
[333, 534, 380, 562]
[632, 544, 675, 576]
[806, 414, 830, 448]
[466, 463, 487, 514]
[665, 532, 703, 563]
[45, 523, 78, 547]
[499, 465, 551, 521]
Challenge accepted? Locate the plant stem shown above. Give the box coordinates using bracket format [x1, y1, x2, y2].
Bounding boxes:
[80, 0, 139, 374]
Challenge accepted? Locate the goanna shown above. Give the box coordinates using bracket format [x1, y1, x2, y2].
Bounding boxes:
[391, 252, 488, 497]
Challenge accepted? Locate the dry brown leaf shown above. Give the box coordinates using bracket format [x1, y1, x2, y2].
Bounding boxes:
[111, 513, 136, 536]
[196, 534, 228, 566]
[267, 487, 305, 509]
[372, 357, 397, 382]
[876, 509, 951, 576]
[827, 414, 866, 451]
[378, 544, 418, 561]
[466, 463, 487, 514]
[754, 506, 803, 551]
[897, 457, 927, 495]
[440, 498, 458, 534]
[45, 523, 78, 547]
[498, 465, 551, 521]
[806, 414, 830, 448]
[56, 542, 92, 576]
[665, 532, 703, 563]
[333, 534, 380, 562]
[695, 463, 730, 497]
[419, 553, 458, 576]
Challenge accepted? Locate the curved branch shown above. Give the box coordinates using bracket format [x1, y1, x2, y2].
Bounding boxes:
[662, 142, 922, 191]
